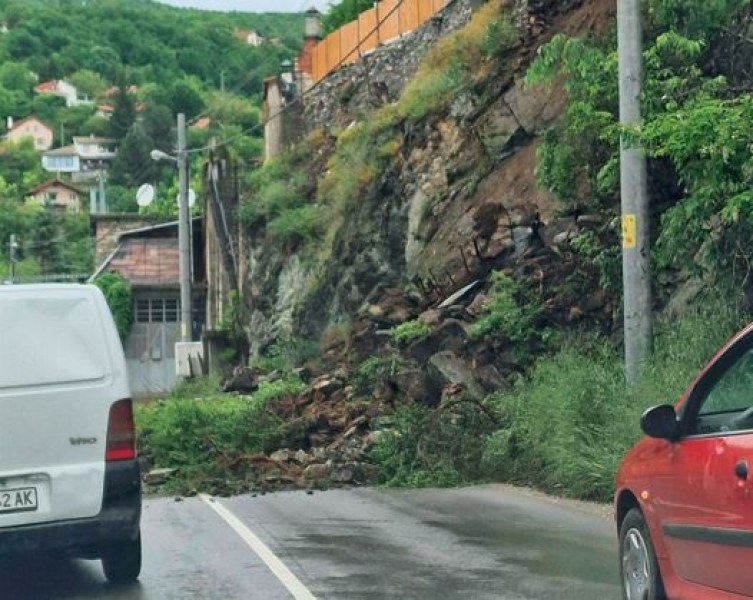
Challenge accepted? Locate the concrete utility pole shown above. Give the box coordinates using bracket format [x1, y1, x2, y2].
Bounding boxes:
[618, 0, 652, 383]
[9, 234, 17, 283]
[177, 113, 192, 342]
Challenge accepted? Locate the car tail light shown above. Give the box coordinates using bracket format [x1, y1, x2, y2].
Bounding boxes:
[106, 399, 136, 461]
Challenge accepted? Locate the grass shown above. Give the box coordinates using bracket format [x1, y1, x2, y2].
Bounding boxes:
[370, 305, 747, 500]
[390, 320, 432, 344]
[398, 0, 517, 120]
[482, 306, 747, 501]
[135, 375, 306, 495]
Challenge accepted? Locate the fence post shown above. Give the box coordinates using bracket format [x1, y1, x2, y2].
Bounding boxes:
[376, 1, 381, 46]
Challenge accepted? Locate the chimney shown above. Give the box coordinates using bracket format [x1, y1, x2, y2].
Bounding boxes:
[305, 6, 322, 40]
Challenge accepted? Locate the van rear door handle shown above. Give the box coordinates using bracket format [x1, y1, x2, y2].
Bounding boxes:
[735, 460, 749, 480]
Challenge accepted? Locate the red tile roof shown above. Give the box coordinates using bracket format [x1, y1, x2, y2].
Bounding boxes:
[27, 178, 85, 196]
[107, 237, 180, 286]
[192, 117, 212, 130]
[8, 116, 52, 132]
[34, 80, 60, 93]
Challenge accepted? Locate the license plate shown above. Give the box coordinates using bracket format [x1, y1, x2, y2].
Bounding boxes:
[0, 487, 38, 514]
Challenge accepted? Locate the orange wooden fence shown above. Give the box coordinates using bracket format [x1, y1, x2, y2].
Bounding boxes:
[311, 0, 450, 83]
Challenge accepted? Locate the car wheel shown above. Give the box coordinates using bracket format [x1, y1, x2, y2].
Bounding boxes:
[101, 532, 141, 584]
[619, 508, 665, 600]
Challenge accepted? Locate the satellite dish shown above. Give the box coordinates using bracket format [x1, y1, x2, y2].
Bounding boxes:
[136, 184, 155, 207]
[176, 188, 196, 208]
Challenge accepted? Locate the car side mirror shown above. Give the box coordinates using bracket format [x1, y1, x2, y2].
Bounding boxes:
[641, 405, 679, 441]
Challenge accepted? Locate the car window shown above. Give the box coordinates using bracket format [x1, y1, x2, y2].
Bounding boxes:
[700, 349, 753, 415]
[690, 347, 753, 435]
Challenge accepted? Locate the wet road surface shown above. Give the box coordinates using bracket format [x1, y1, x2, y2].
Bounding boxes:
[1, 484, 620, 599]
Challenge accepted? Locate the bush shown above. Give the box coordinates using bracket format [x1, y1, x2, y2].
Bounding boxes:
[253, 336, 318, 374]
[469, 271, 542, 345]
[94, 272, 133, 340]
[351, 355, 408, 396]
[267, 204, 326, 246]
[398, 1, 517, 120]
[135, 376, 306, 494]
[390, 320, 431, 344]
[482, 307, 747, 501]
[371, 400, 501, 487]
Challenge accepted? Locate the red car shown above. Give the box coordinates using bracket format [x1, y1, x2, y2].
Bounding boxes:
[615, 323, 753, 599]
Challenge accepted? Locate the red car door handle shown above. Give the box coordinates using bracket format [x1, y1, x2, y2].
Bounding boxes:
[735, 460, 749, 480]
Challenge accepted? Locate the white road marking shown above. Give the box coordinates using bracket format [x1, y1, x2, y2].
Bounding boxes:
[199, 493, 317, 600]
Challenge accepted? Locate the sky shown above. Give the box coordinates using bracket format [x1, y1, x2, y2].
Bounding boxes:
[155, 0, 331, 13]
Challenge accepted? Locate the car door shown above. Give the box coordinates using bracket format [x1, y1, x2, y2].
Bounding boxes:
[652, 340, 753, 596]
[0, 286, 122, 527]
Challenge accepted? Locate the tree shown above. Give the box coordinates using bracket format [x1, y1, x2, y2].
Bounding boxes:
[0, 62, 35, 92]
[322, 0, 374, 34]
[110, 123, 158, 187]
[29, 209, 63, 275]
[141, 103, 175, 153]
[69, 69, 106, 100]
[0, 139, 45, 196]
[109, 82, 136, 141]
[169, 77, 205, 118]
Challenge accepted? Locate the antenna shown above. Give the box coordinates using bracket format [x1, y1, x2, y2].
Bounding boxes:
[136, 183, 155, 207]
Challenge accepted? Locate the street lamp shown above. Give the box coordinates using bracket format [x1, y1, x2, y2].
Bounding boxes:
[150, 113, 191, 343]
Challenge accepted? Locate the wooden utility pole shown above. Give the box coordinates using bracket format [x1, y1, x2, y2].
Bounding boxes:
[618, 0, 652, 383]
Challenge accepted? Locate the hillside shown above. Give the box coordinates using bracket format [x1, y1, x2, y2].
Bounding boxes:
[0, 0, 302, 280]
[136, 0, 753, 499]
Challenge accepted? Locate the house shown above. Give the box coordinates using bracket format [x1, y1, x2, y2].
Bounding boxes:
[42, 135, 116, 182]
[234, 28, 265, 46]
[191, 117, 212, 130]
[90, 216, 206, 396]
[26, 178, 85, 213]
[41, 145, 80, 174]
[95, 104, 114, 119]
[34, 79, 91, 107]
[4, 116, 53, 151]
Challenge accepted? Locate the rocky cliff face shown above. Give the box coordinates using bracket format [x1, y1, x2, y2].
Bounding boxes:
[211, 0, 621, 492]
[244, 0, 615, 354]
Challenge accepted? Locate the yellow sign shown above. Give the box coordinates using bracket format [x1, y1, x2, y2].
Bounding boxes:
[622, 214, 637, 249]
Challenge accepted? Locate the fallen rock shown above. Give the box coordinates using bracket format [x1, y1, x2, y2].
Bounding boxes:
[427, 351, 487, 400]
[144, 468, 177, 486]
[303, 463, 331, 480]
[222, 367, 258, 394]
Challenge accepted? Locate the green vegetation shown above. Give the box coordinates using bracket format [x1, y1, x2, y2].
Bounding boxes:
[321, 0, 373, 34]
[390, 320, 431, 344]
[372, 399, 500, 488]
[0, 0, 303, 278]
[351, 355, 408, 396]
[469, 272, 543, 345]
[136, 375, 306, 495]
[372, 308, 746, 498]
[252, 336, 318, 374]
[525, 0, 753, 288]
[94, 272, 134, 340]
[398, 0, 517, 120]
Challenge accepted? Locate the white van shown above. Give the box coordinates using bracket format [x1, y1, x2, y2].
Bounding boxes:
[0, 284, 141, 583]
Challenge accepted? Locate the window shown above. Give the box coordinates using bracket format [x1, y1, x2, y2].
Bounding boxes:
[134, 298, 180, 324]
[165, 299, 178, 322]
[700, 349, 753, 417]
[691, 346, 753, 435]
[135, 299, 150, 323]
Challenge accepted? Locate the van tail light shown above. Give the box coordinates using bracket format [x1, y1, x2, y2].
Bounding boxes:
[106, 399, 136, 461]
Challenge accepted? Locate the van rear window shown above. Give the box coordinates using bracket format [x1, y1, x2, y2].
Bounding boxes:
[0, 294, 109, 389]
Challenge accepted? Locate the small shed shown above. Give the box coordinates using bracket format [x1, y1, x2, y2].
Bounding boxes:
[91, 218, 205, 397]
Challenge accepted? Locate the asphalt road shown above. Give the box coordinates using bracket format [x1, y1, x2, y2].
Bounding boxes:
[0, 484, 620, 599]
